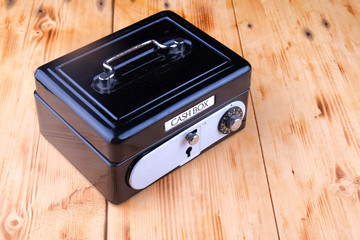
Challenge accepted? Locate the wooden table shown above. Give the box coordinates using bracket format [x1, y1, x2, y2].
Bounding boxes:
[1, 0, 359, 239]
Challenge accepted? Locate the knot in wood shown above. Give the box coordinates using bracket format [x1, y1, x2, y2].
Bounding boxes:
[5, 214, 23, 234]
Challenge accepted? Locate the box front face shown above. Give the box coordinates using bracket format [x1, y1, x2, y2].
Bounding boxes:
[127, 98, 247, 190]
[118, 90, 250, 203]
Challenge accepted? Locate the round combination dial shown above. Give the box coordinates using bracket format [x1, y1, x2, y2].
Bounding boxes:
[218, 107, 243, 134]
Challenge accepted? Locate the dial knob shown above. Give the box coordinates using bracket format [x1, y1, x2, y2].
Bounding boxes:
[218, 107, 243, 134]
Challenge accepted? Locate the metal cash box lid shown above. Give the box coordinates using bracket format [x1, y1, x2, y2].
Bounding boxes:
[34, 11, 251, 164]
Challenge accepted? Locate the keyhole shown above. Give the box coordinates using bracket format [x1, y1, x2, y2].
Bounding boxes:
[186, 147, 192, 157]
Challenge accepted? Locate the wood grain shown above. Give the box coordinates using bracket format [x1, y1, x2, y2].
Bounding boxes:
[0, 0, 112, 239]
[1, 0, 360, 239]
[233, 0, 360, 239]
[107, 0, 278, 239]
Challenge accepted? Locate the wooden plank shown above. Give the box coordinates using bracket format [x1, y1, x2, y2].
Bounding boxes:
[113, 0, 148, 31]
[0, 0, 113, 239]
[107, 1, 278, 239]
[233, 0, 360, 239]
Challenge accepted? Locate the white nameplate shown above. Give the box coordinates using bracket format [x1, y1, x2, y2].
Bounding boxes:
[165, 95, 215, 131]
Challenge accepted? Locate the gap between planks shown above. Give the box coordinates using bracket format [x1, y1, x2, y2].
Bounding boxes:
[229, 0, 281, 238]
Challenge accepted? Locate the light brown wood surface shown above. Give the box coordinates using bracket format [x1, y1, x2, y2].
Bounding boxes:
[0, 0, 359, 239]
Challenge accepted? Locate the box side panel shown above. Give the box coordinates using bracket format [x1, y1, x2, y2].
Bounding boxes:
[35, 76, 120, 161]
[35, 93, 137, 203]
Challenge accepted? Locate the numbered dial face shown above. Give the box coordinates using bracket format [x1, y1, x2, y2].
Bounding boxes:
[218, 107, 243, 134]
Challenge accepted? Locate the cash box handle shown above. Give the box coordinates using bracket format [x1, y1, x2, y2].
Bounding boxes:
[98, 38, 188, 81]
[92, 38, 192, 94]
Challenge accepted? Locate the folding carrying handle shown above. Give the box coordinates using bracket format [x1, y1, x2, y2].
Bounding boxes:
[92, 38, 191, 94]
[98, 39, 186, 81]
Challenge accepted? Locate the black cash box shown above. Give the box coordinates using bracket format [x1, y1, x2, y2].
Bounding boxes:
[34, 11, 251, 204]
